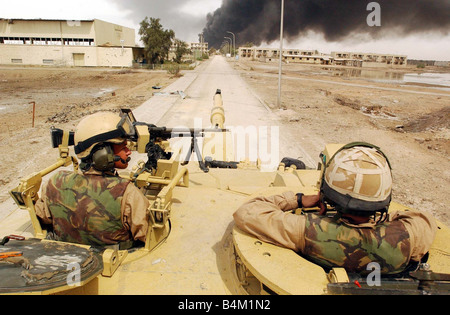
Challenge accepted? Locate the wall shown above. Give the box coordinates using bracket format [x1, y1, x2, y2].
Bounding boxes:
[284, 55, 323, 64]
[97, 47, 133, 67]
[0, 19, 95, 39]
[362, 61, 394, 68]
[0, 45, 95, 66]
[0, 45, 133, 67]
[93, 19, 135, 47]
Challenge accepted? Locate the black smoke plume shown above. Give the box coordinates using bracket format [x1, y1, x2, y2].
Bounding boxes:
[203, 0, 450, 48]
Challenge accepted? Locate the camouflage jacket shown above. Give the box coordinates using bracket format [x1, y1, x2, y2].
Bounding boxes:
[303, 213, 411, 274]
[233, 192, 425, 275]
[44, 171, 132, 247]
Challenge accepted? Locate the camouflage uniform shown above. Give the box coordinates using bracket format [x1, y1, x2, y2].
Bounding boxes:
[233, 191, 437, 274]
[35, 170, 150, 247]
[303, 214, 410, 274]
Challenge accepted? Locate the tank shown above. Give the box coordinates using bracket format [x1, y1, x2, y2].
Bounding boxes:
[1, 90, 449, 295]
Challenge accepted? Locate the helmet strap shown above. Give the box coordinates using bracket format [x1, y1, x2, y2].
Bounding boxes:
[74, 128, 125, 155]
[375, 209, 389, 224]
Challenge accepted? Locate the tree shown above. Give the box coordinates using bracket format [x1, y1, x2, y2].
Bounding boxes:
[173, 39, 190, 64]
[139, 17, 175, 64]
[209, 48, 217, 55]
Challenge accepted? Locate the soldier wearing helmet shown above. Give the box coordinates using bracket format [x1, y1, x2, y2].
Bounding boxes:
[35, 112, 149, 249]
[234, 143, 437, 274]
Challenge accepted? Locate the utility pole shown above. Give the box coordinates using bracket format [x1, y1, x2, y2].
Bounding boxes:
[226, 31, 235, 58]
[277, 0, 285, 109]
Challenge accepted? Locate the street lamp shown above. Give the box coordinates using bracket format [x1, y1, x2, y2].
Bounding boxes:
[226, 31, 235, 58]
[224, 37, 232, 57]
[278, 0, 285, 109]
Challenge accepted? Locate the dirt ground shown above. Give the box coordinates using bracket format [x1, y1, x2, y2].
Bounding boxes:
[234, 60, 450, 226]
[0, 61, 449, 227]
[0, 66, 176, 206]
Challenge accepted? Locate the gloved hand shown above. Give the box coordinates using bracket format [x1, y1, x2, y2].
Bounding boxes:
[296, 192, 320, 208]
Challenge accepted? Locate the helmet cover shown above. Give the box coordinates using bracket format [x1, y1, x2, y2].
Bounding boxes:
[323, 145, 392, 213]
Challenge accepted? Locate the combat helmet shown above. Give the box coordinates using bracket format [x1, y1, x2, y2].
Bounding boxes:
[320, 142, 392, 217]
[74, 111, 136, 171]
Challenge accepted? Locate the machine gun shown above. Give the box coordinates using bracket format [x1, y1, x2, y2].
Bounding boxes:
[130, 121, 229, 173]
[122, 89, 237, 174]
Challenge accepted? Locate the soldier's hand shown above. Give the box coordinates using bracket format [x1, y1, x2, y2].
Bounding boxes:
[301, 193, 320, 208]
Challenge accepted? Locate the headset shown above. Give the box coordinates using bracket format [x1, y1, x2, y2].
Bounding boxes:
[83, 143, 130, 172]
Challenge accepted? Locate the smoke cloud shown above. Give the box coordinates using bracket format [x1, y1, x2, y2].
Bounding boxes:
[203, 0, 450, 48]
[109, 0, 220, 42]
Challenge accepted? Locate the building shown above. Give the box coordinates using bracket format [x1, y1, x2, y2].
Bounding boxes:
[0, 18, 139, 67]
[191, 33, 208, 59]
[168, 33, 209, 62]
[238, 47, 407, 68]
[190, 42, 208, 57]
[168, 41, 209, 63]
[331, 52, 407, 68]
[239, 47, 330, 64]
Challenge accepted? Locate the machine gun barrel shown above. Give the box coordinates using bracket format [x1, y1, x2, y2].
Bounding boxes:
[147, 126, 228, 138]
[119, 89, 232, 173]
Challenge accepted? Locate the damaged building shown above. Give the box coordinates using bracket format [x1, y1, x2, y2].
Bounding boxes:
[331, 52, 407, 68]
[238, 47, 407, 68]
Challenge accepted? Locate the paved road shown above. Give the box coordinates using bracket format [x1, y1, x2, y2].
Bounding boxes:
[133, 55, 316, 169]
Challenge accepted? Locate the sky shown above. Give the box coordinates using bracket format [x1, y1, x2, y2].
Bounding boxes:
[1, 0, 449, 61]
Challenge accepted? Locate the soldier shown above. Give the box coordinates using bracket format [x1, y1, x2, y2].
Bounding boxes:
[35, 112, 149, 249]
[234, 143, 437, 274]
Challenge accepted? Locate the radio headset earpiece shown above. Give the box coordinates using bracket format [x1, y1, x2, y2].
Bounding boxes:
[91, 144, 116, 172]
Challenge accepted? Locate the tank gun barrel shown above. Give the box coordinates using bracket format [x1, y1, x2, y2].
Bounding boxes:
[210, 89, 225, 129]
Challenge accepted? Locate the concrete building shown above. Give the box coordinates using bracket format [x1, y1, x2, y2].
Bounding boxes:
[191, 33, 208, 59]
[0, 18, 138, 67]
[190, 42, 208, 57]
[168, 40, 209, 63]
[239, 47, 407, 68]
[331, 52, 407, 68]
[239, 47, 330, 64]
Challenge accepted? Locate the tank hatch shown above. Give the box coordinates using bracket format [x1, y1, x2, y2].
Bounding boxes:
[0, 239, 103, 294]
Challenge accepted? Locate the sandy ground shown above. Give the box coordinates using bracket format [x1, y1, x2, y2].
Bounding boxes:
[0, 61, 449, 226]
[0, 66, 177, 206]
[233, 60, 450, 226]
